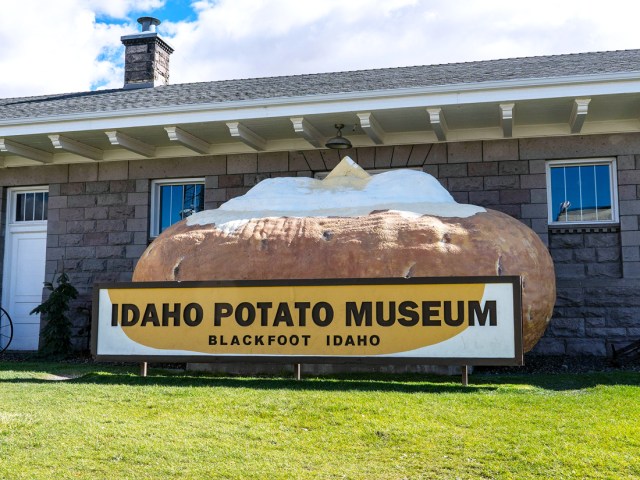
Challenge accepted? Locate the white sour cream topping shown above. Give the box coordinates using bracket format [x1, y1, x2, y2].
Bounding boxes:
[187, 157, 485, 233]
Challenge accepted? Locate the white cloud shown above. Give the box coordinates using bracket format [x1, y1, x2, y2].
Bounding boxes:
[86, 0, 165, 19]
[0, 0, 161, 97]
[165, 0, 640, 85]
[1, 0, 640, 97]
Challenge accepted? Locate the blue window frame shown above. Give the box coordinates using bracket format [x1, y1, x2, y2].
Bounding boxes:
[152, 179, 205, 235]
[546, 159, 617, 224]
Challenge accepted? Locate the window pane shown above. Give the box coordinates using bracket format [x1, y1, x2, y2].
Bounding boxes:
[182, 184, 204, 218]
[595, 165, 612, 221]
[157, 182, 205, 233]
[24, 193, 35, 221]
[550, 167, 567, 222]
[15, 194, 24, 222]
[171, 185, 183, 224]
[563, 166, 582, 221]
[42, 192, 48, 221]
[159, 185, 173, 233]
[183, 184, 194, 218]
[14, 192, 48, 222]
[197, 184, 204, 212]
[34, 192, 44, 221]
[549, 163, 614, 223]
[579, 166, 596, 221]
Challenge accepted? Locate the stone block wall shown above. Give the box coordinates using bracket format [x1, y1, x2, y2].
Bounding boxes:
[45, 163, 141, 348]
[0, 132, 638, 355]
[549, 231, 622, 279]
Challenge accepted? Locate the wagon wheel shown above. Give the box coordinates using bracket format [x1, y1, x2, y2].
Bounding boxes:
[0, 307, 14, 354]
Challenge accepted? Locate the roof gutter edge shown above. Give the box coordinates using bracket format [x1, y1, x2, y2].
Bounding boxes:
[1, 70, 640, 129]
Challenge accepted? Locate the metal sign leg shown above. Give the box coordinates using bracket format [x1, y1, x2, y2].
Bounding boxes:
[461, 365, 469, 386]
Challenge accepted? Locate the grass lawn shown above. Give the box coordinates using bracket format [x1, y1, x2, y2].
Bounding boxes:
[0, 361, 638, 479]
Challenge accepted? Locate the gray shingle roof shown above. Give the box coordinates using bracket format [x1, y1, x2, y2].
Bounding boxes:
[1, 49, 640, 121]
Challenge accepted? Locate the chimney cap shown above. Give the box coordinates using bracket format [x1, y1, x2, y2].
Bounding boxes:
[137, 16, 161, 32]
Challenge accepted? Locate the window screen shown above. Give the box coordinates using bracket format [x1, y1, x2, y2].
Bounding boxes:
[547, 161, 616, 224]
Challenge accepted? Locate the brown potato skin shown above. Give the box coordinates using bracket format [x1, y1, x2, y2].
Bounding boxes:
[134, 209, 555, 352]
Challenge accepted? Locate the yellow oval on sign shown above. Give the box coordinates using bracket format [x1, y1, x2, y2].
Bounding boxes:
[106, 282, 487, 356]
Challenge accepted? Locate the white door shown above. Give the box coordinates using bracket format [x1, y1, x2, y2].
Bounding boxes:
[2, 188, 48, 351]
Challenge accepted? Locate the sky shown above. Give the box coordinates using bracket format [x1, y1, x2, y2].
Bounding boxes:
[1, 0, 640, 98]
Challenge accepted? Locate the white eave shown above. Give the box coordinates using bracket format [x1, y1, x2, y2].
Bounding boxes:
[2, 71, 640, 130]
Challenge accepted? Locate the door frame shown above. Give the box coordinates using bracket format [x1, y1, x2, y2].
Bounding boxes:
[2, 186, 49, 351]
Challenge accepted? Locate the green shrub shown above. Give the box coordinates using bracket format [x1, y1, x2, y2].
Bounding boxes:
[30, 272, 78, 356]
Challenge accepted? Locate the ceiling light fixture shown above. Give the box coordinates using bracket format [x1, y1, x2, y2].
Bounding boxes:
[325, 123, 352, 149]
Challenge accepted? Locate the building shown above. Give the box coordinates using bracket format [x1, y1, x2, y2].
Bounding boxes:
[0, 19, 639, 356]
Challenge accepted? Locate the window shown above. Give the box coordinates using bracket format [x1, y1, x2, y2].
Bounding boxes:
[14, 191, 48, 222]
[151, 179, 205, 236]
[546, 158, 618, 225]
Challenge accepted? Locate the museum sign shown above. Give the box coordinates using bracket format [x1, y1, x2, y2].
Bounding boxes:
[92, 276, 523, 365]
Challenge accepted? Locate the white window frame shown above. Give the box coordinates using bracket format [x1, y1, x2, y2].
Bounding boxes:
[150, 178, 205, 237]
[8, 187, 49, 224]
[545, 158, 618, 226]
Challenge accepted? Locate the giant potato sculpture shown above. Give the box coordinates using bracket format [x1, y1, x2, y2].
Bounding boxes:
[134, 158, 555, 352]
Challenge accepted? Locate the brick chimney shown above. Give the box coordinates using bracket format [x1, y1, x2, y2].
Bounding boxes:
[121, 17, 174, 89]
